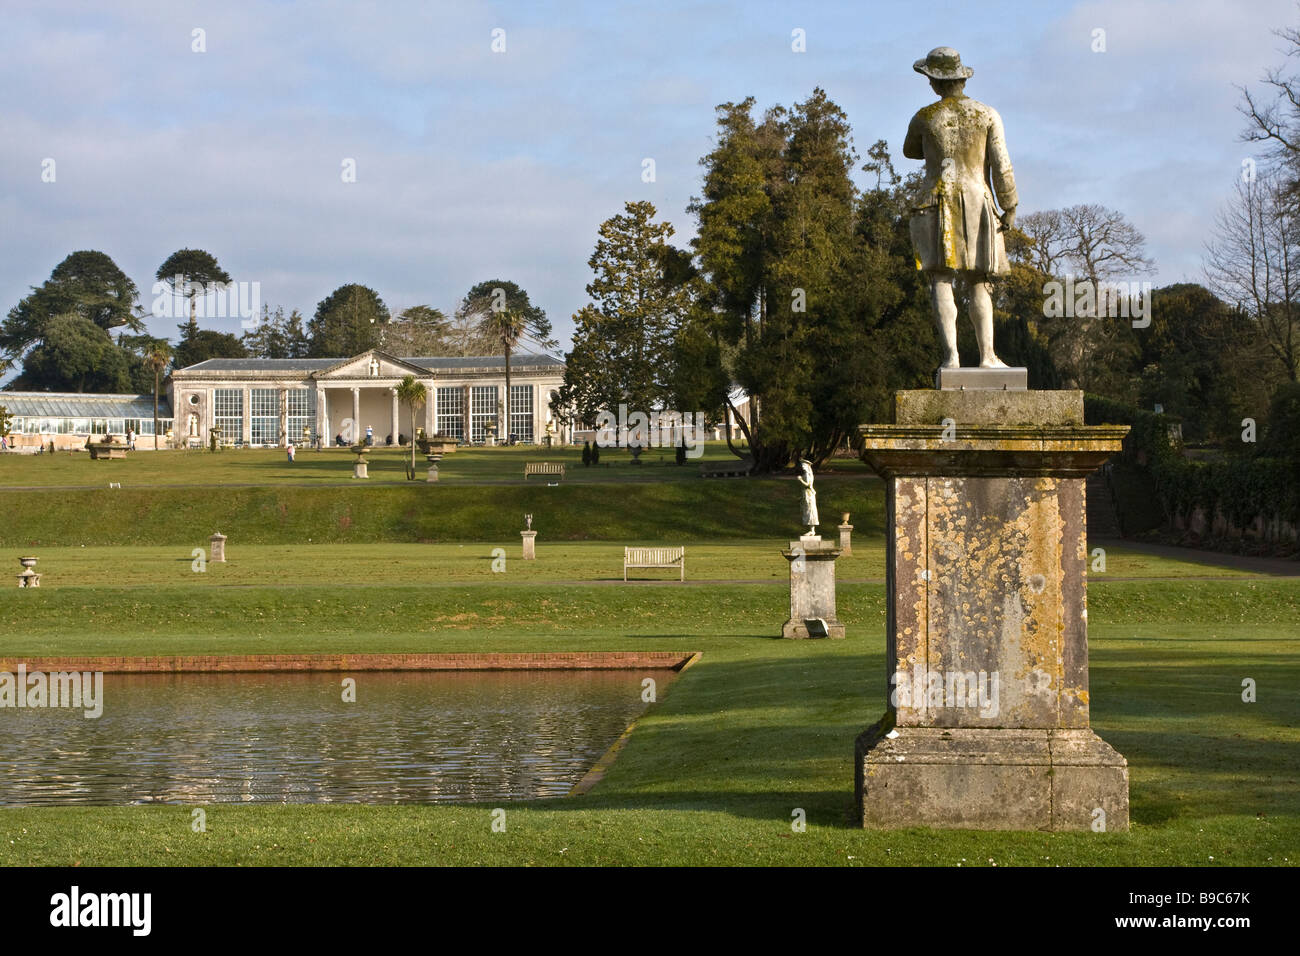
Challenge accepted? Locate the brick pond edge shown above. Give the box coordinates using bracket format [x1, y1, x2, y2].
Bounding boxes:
[0, 651, 703, 673]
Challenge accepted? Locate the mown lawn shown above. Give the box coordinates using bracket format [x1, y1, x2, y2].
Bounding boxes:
[0, 540, 1295, 866]
[0, 441, 875, 488]
[0, 540, 1261, 594]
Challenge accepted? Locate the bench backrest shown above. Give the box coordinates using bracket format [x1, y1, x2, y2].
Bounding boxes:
[624, 547, 684, 565]
[524, 462, 564, 474]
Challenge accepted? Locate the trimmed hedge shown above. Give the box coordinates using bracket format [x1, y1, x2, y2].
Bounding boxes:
[1086, 394, 1300, 535]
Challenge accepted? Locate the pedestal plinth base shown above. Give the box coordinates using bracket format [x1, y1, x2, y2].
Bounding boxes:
[781, 618, 846, 640]
[936, 366, 1028, 390]
[855, 720, 1129, 831]
[780, 536, 843, 639]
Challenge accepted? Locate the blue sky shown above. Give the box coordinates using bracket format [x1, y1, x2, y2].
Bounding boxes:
[1, 0, 1295, 357]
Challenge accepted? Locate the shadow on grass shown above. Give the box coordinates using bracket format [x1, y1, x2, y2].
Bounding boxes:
[542, 648, 1300, 830]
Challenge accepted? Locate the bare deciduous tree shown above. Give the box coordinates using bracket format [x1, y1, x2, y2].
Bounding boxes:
[1018, 204, 1154, 388]
[1019, 204, 1154, 283]
[1016, 209, 1071, 275]
[1204, 172, 1300, 381]
[1238, 23, 1300, 173]
[1056, 204, 1155, 285]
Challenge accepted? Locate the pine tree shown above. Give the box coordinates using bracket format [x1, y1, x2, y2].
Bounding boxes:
[307, 284, 390, 357]
[562, 202, 692, 429]
[283, 309, 310, 358]
[687, 89, 868, 470]
[456, 281, 553, 437]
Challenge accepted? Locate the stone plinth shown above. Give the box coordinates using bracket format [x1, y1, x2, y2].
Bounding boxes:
[353, 459, 368, 479]
[781, 534, 844, 639]
[854, 724, 1128, 831]
[935, 366, 1028, 391]
[838, 523, 853, 554]
[521, 530, 537, 560]
[853, 389, 1130, 831]
[87, 443, 128, 460]
[209, 533, 226, 563]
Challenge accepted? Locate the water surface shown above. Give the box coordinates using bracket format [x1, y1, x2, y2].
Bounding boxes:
[0, 670, 664, 806]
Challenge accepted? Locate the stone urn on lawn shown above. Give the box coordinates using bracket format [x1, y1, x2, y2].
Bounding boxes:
[350, 443, 369, 479]
[417, 434, 459, 456]
[17, 555, 40, 588]
[87, 434, 127, 460]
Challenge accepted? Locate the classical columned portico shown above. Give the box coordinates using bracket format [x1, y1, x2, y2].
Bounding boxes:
[316, 386, 327, 446]
[279, 387, 289, 446]
[314, 380, 435, 446]
[169, 349, 565, 449]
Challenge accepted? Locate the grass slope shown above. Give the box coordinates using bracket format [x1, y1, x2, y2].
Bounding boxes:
[3, 476, 885, 548]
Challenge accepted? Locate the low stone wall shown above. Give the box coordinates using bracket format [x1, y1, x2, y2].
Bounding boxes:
[4, 435, 167, 452]
[1171, 507, 1299, 548]
[0, 651, 700, 673]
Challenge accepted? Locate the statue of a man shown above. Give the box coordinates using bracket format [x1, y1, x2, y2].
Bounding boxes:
[904, 47, 1018, 370]
[797, 459, 819, 536]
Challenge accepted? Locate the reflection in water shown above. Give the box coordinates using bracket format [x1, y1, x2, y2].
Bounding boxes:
[0, 670, 665, 806]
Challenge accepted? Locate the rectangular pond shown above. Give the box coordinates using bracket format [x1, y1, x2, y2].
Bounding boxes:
[0, 670, 668, 806]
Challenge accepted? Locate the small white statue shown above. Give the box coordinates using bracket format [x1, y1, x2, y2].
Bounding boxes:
[525, 513, 533, 530]
[797, 459, 819, 536]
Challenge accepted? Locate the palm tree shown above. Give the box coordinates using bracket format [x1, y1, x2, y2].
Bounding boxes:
[456, 281, 555, 443]
[480, 308, 526, 440]
[146, 344, 172, 450]
[395, 374, 427, 479]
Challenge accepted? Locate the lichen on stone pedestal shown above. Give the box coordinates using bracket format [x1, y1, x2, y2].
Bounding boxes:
[853, 389, 1130, 831]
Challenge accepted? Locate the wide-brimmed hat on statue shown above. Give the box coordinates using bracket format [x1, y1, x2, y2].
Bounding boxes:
[913, 46, 974, 80]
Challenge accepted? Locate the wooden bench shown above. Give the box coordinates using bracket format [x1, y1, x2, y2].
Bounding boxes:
[699, 457, 753, 478]
[524, 462, 565, 480]
[624, 546, 685, 582]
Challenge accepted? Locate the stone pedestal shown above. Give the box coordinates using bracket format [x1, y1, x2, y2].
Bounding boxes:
[854, 388, 1130, 831]
[781, 534, 844, 639]
[521, 530, 537, 560]
[837, 522, 853, 555]
[209, 533, 226, 563]
[353, 459, 368, 479]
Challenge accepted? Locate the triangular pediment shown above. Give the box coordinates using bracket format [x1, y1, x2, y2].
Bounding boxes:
[310, 350, 431, 381]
